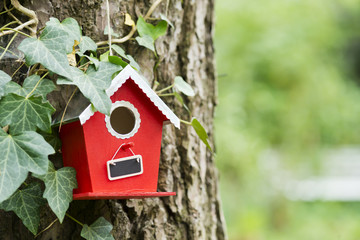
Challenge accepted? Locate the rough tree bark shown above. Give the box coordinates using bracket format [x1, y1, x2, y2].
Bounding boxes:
[0, 0, 226, 239]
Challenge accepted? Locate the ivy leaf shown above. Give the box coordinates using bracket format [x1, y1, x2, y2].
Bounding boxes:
[46, 17, 82, 53]
[3, 81, 20, 96]
[23, 75, 56, 98]
[126, 55, 140, 71]
[0, 129, 54, 203]
[174, 91, 191, 114]
[0, 94, 55, 134]
[18, 23, 71, 79]
[174, 76, 195, 97]
[173, 91, 184, 105]
[79, 36, 97, 53]
[40, 130, 62, 152]
[57, 62, 121, 115]
[0, 70, 11, 98]
[100, 51, 110, 62]
[136, 17, 168, 40]
[160, 14, 174, 29]
[81, 217, 114, 240]
[111, 45, 140, 70]
[77, 52, 100, 69]
[0, 182, 45, 235]
[135, 35, 155, 52]
[111, 45, 127, 59]
[191, 117, 212, 151]
[33, 162, 77, 223]
[4, 75, 55, 99]
[108, 56, 128, 68]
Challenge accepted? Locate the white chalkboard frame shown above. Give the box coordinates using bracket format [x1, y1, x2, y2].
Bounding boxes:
[107, 155, 143, 181]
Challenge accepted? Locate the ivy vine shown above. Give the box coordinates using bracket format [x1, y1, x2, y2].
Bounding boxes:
[0, 0, 211, 239]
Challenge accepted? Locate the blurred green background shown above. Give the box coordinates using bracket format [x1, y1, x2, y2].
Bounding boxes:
[215, 0, 360, 239]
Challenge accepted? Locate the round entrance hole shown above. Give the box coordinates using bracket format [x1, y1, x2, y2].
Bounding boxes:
[105, 101, 141, 139]
[110, 106, 135, 135]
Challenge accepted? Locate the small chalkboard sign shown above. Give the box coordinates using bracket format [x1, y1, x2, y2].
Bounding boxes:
[107, 155, 143, 181]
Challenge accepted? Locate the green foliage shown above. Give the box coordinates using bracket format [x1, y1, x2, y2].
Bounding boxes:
[0, 129, 54, 202]
[18, 23, 72, 79]
[77, 52, 100, 69]
[34, 162, 77, 223]
[191, 118, 212, 151]
[108, 55, 128, 68]
[215, 0, 360, 239]
[46, 18, 81, 53]
[157, 74, 210, 150]
[0, 16, 115, 235]
[160, 14, 174, 29]
[41, 131, 62, 152]
[111, 44, 140, 70]
[174, 76, 195, 97]
[0, 70, 11, 97]
[0, 94, 55, 134]
[136, 17, 167, 40]
[173, 91, 184, 105]
[81, 217, 114, 240]
[79, 36, 97, 53]
[136, 16, 167, 52]
[4, 75, 56, 98]
[57, 62, 121, 115]
[136, 35, 155, 52]
[0, 182, 44, 235]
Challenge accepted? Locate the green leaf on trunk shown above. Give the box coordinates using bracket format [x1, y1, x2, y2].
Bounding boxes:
[126, 55, 140, 71]
[191, 117, 212, 151]
[46, 17, 82, 53]
[108, 55, 128, 68]
[46, 17, 96, 53]
[0, 94, 55, 134]
[99, 51, 110, 62]
[4, 75, 55, 99]
[0, 70, 11, 98]
[173, 91, 184, 105]
[160, 14, 174, 29]
[174, 76, 195, 97]
[0, 129, 54, 203]
[135, 35, 155, 52]
[79, 36, 97, 53]
[111, 45, 140, 70]
[136, 17, 168, 40]
[57, 62, 121, 115]
[111, 45, 127, 59]
[33, 162, 77, 223]
[81, 217, 114, 240]
[18, 23, 71, 79]
[0, 182, 45, 235]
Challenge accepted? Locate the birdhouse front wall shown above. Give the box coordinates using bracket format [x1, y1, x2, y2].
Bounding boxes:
[60, 120, 93, 194]
[81, 78, 168, 193]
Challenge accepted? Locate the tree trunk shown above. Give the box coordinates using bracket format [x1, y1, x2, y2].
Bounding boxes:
[0, 0, 226, 239]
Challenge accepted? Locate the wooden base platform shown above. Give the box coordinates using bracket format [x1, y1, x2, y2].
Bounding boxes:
[73, 191, 176, 200]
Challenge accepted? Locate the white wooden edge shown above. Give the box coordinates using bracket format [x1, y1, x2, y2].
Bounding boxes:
[79, 65, 180, 129]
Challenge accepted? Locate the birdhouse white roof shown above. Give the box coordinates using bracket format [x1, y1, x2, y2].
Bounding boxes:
[79, 65, 180, 128]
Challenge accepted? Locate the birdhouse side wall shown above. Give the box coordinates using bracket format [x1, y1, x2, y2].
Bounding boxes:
[60, 120, 93, 194]
[82, 79, 168, 193]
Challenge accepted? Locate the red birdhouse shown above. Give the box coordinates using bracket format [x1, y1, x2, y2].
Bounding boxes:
[59, 65, 180, 200]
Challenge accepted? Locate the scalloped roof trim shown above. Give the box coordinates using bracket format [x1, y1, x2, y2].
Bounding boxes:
[79, 65, 180, 129]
